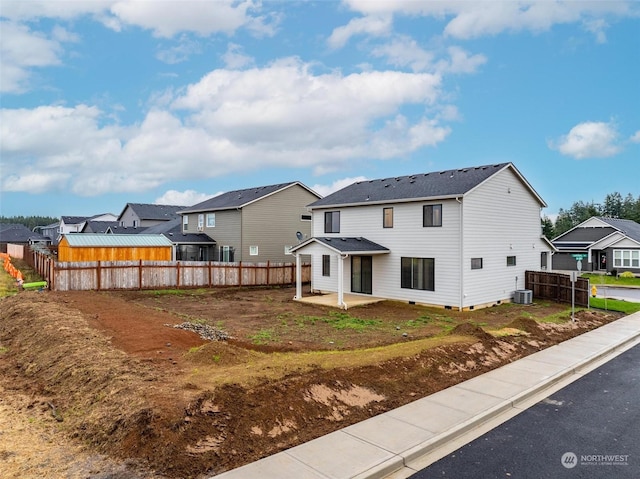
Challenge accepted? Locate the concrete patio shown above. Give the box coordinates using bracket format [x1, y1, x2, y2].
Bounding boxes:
[294, 292, 386, 309]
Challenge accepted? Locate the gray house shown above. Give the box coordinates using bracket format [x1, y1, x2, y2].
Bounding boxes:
[552, 217, 640, 275]
[143, 218, 216, 261]
[117, 203, 188, 228]
[179, 182, 321, 263]
[0, 224, 49, 253]
[291, 163, 553, 310]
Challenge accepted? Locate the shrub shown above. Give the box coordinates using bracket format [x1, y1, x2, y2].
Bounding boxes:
[620, 271, 635, 279]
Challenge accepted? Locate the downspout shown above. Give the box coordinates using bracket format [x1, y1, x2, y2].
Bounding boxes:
[456, 197, 463, 311]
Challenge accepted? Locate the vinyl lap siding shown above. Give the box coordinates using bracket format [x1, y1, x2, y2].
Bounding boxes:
[462, 168, 544, 307]
[187, 210, 241, 259]
[313, 200, 462, 307]
[242, 185, 317, 262]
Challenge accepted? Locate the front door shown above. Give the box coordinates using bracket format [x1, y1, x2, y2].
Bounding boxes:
[598, 251, 607, 271]
[351, 256, 372, 294]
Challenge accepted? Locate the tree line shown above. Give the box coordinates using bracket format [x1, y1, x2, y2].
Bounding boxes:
[543, 192, 640, 239]
[0, 216, 59, 231]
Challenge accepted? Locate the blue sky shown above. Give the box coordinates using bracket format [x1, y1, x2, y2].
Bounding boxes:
[1, 1, 638, 220]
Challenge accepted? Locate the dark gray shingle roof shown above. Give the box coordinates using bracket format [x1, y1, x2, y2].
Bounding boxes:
[0, 224, 48, 243]
[553, 227, 617, 243]
[61, 216, 89, 224]
[180, 181, 315, 213]
[82, 221, 120, 233]
[598, 217, 640, 243]
[292, 236, 389, 254]
[124, 204, 188, 221]
[143, 219, 215, 244]
[309, 163, 535, 208]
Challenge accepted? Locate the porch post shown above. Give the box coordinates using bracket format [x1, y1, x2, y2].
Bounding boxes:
[294, 253, 302, 300]
[337, 254, 346, 309]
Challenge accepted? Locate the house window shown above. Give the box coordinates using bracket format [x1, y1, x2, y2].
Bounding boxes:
[423, 204, 442, 227]
[541, 252, 548, 270]
[471, 258, 483, 270]
[324, 211, 340, 233]
[322, 255, 331, 276]
[301, 214, 312, 221]
[182, 215, 188, 231]
[206, 213, 216, 227]
[614, 250, 640, 268]
[284, 245, 293, 255]
[507, 256, 516, 267]
[133, 220, 139, 228]
[198, 214, 204, 229]
[383, 207, 393, 228]
[401, 257, 435, 291]
[219, 246, 234, 262]
[249, 246, 259, 256]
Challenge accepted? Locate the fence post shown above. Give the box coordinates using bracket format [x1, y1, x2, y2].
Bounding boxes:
[267, 260, 270, 285]
[97, 261, 102, 291]
[238, 262, 242, 286]
[177, 261, 180, 289]
[139, 259, 143, 289]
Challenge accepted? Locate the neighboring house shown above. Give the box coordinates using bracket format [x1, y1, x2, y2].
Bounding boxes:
[57, 234, 173, 262]
[143, 219, 216, 261]
[0, 224, 49, 253]
[81, 221, 121, 233]
[179, 182, 321, 263]
[552, 217, 640, 275]
[43, 213, 117, 245]
[118, 203, 188, 228]
[290, 162, 553, 310]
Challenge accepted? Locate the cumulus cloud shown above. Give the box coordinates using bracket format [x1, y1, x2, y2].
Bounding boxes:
[549, 121, 622, 159]
[1, 59, 451, 195]
[340, 0, 634, 42]
[630, 131, 640, 143]
[328, 15, 392, 49]
[156, 35, 202, 64]
[154, 189, 216, 206]
[311, 177, 368, 197]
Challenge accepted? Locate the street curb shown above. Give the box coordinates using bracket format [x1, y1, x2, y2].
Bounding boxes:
[369, 318, 640, 479]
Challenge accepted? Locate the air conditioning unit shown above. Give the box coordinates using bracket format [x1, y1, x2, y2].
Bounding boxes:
[197, 226, 203, 232]
[513, 289, 532, 304]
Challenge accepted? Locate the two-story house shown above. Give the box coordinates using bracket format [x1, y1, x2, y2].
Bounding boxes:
[291, 163, 554, 310]
[178, 182, 321, 263]
[117, 203, 188, 228]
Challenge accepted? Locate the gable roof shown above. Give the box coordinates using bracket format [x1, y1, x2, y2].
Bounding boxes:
[118, 203, 188, 221]
[179, 181, 321, 214]
[61, 234, 173, 247]
[290, 236, 389, 255]
[309, 162, 545, 209]
[553, 217, 640, 245]
[0, 224, 48, 243]
[61, 216, 89, 224]
[81, 221, 121, 233]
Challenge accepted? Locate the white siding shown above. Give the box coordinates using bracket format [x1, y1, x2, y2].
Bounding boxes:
[462, 168, 546, 307]
[313, 199, 462, 307]
[303, 243, 339, 293]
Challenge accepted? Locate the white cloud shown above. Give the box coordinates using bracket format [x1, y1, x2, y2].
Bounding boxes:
[1, 59, 451, 195]
[311, 177, 368, 197]
[156, 35, 202, 64]
[340, 0, 634, 42]
[0, 21, 65, 93]
[549, 121, 622, 159]
[630, 131, 640, 143]
[222, 43, 255, 69]
[154, 189, 215, 206]
[328, 15, 392, 49]
[370, 35, 434, 72]
[439, 46, 487, 74]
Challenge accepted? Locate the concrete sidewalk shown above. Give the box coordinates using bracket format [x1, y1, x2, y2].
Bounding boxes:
[213, 312, 640, 479]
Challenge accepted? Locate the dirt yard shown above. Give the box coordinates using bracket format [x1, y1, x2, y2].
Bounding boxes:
[0, 285, 624, 478]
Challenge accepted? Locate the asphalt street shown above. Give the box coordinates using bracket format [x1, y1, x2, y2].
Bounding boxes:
[595, 286, 640, 303]
[409, 343, 640, 479]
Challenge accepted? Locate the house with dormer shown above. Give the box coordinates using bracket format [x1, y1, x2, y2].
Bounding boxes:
[179, 182, 321, 263]
[291, 163, 553, 310]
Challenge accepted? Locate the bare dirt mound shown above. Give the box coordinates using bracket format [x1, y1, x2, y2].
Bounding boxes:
[0, 290, 625, 478]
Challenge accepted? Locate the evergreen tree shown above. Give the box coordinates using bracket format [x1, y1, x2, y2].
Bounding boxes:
[0, 216, 58, 230]
[541, 215, 554, 239]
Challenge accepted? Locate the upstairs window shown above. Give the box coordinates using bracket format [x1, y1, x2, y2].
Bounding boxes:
[206, 213, 216, 227]
[301, 214, 312, 221]
[471, 258, 483, 270]
[423, 204, 442, 227]
[383, 207, 394, 228]
[198, 214, 204, 229]
[324, 211, 340, 233]
[182, 215, 188, 231]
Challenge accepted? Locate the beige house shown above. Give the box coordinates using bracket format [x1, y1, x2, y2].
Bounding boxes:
[179, 182, 321, 263]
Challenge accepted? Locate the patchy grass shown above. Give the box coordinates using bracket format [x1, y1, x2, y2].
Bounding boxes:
[590, 297, 640, 314]
[250, 328, 278, 345]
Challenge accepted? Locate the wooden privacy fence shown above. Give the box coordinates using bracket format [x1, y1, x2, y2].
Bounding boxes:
[525, 270, 589, 307]
[28, 248, 310, 291]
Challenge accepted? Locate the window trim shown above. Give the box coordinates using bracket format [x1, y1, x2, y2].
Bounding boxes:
[613, 249, 640, 268]
[249, 245, 259, 256]
[507, 256, 516, 267]
[324, 211, 340, 233]
[423, 204, 442, 227]
[322, 255, 331, 277]
[300, 214, 312, 221]
[383, 207, 394, 228]
[182, 215, 188, 231]
[401, 257, 435, 291]
[471, 258, 483, 270]
[198, 214, 204, 228]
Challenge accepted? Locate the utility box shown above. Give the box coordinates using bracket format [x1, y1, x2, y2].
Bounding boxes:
[513, 289, 533, 304]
